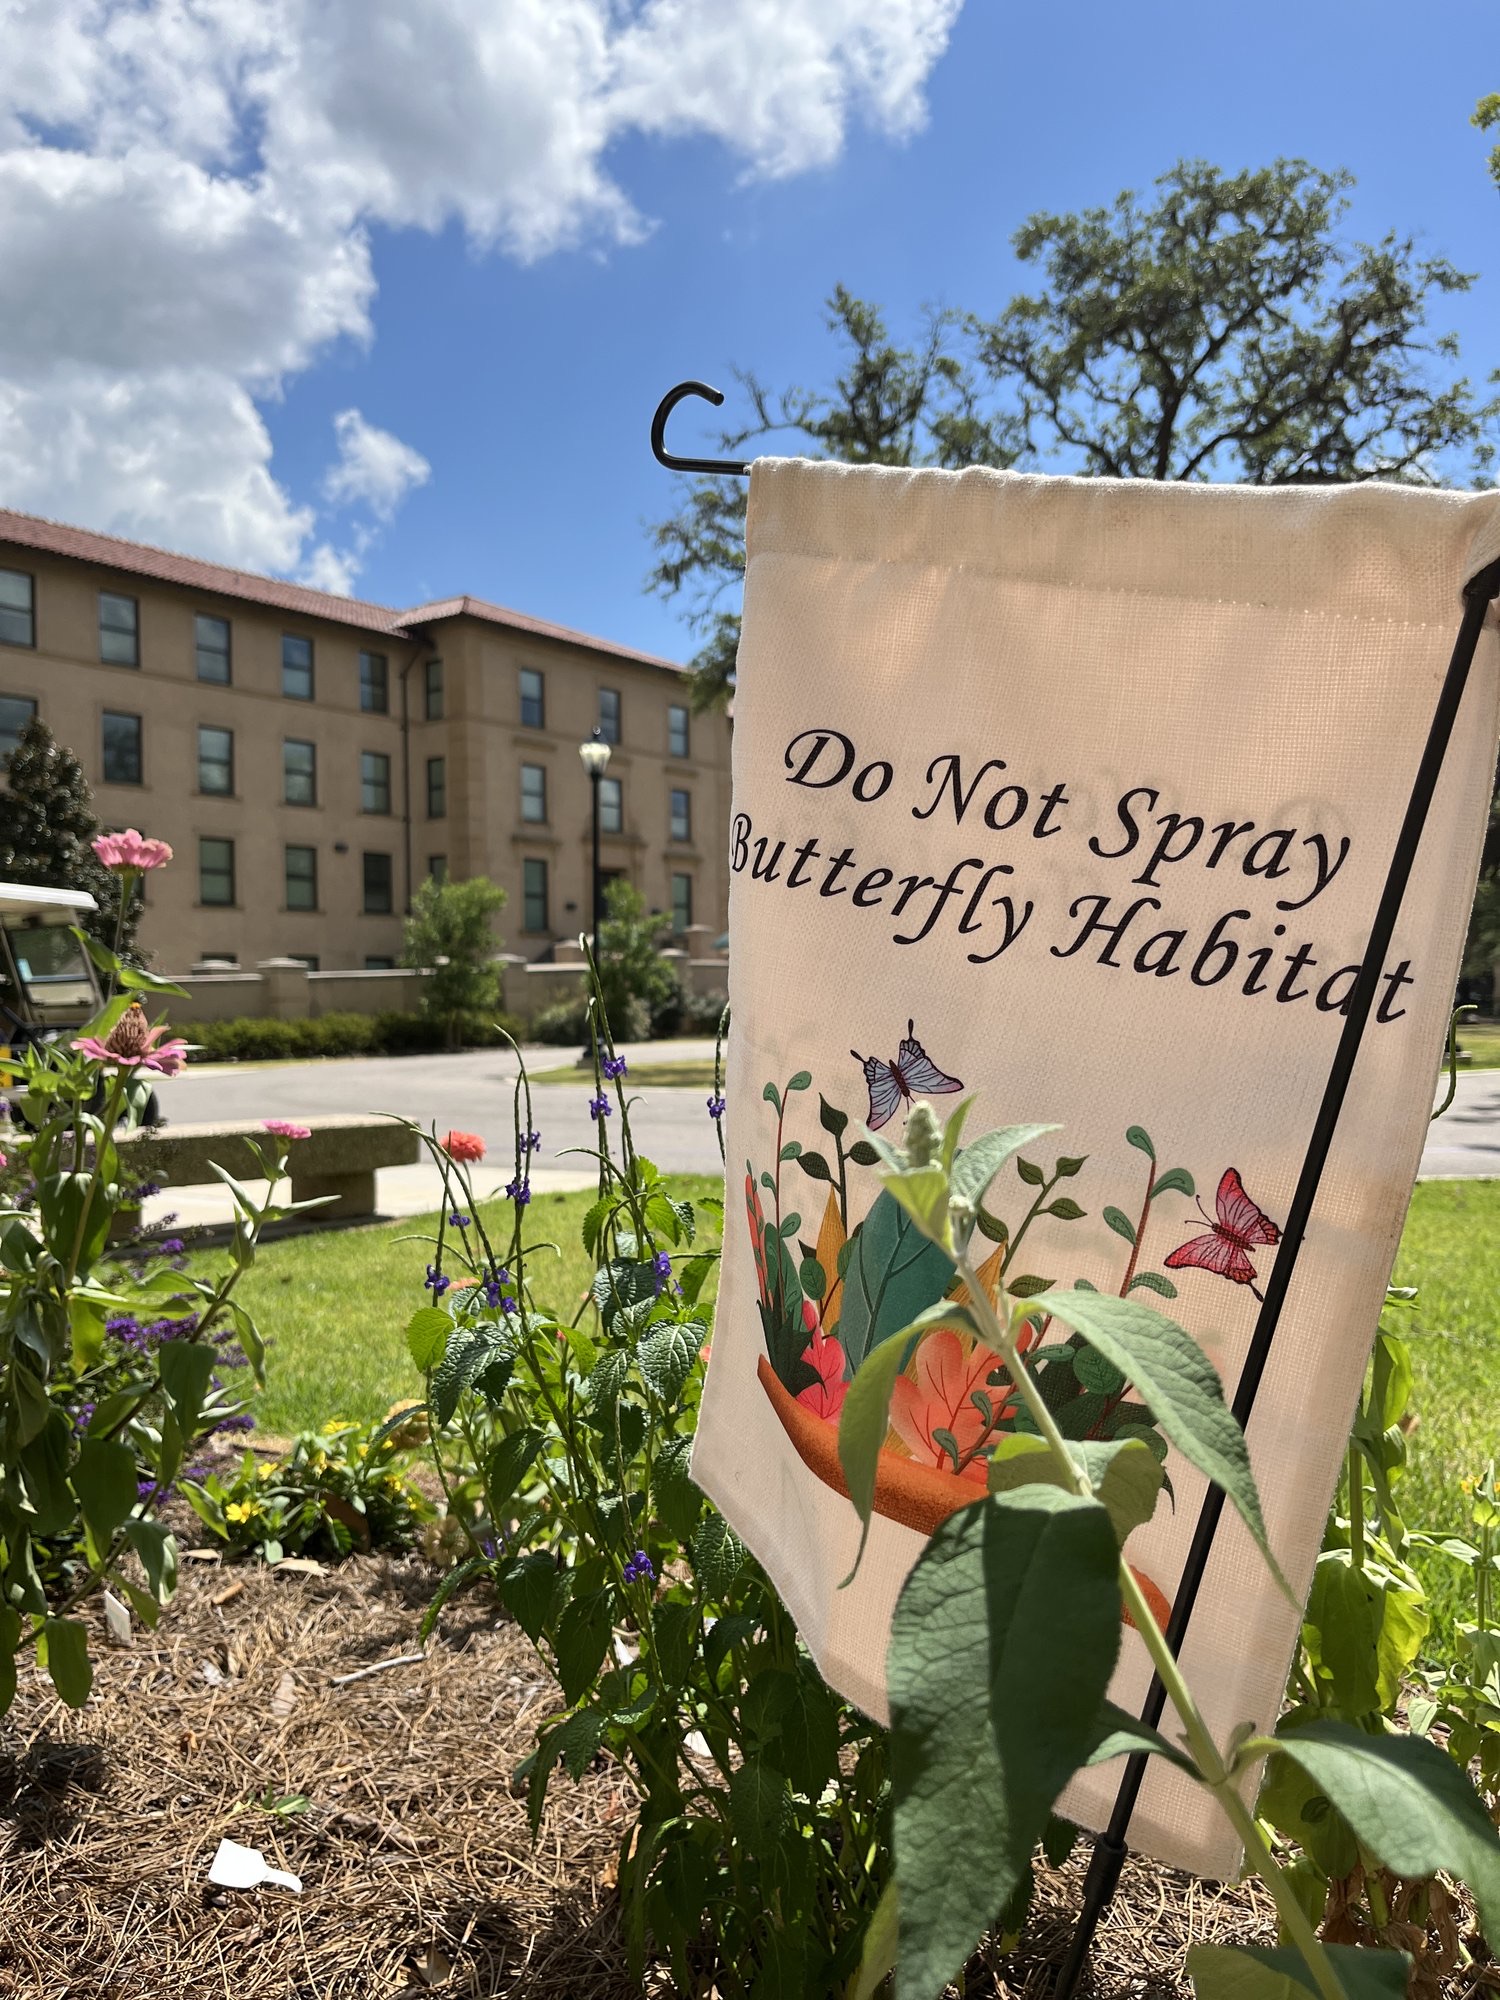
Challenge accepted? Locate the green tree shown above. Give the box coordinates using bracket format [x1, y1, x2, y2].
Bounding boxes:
[650, 159, 1497, 708]
[1476, 93, 1500, 193]
[0, 717, 142, 959]
[596, 877, 682, 1040]
[401, 875, 507, 1045]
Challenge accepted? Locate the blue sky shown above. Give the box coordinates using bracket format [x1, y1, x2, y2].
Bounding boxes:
[2, 0, 1495, 664]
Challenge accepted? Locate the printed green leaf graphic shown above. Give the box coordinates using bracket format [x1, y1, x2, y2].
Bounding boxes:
[1125, 1125, 1156, 1161]
[888, 1490, 1121, 2000]
[952, 1124, 1059, 1211]
[1103, 1206, 1137, 1246]
[837, 1189, 954, 1371]
[1187, 1942, 1409, 2000]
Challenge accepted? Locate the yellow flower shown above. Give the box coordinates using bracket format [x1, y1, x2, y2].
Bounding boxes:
[258, 1463, 276, 1483]
[225, 1501, 253, 1523]
[323, 1419, 354, 1436]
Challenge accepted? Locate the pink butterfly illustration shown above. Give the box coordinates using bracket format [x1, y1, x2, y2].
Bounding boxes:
[1164, 1168, 1280, 1296]
[850, 1020, 963, 1131]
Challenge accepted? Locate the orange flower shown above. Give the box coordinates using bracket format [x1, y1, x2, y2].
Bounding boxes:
[441, 1130, 485, 1163]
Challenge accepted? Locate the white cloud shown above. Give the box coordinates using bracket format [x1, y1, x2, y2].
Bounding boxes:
[322, 409, 431, 520]
[0, 0, 962, 581]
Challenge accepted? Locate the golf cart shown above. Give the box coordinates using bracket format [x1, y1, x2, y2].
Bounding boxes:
[0, 883, 161, 1124]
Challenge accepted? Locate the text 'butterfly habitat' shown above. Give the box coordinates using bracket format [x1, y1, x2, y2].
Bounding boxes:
[745, 1024, 1283, 1632]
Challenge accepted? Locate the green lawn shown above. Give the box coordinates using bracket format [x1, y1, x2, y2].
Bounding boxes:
[1453, 1019, 1500, 1071]
[525, 1059, 720, 1089]
[210, 1174, 1495, 1649]
[205, 1178, 724, 1438]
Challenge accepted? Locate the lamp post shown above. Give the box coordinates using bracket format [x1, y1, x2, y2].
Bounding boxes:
[578, 728, 612, 946]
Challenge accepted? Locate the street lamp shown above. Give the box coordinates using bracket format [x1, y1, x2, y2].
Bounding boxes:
[578, 728, 612, 944]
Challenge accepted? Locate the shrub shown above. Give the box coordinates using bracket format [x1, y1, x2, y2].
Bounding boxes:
[596, 878, 683, 1035]
[530, 992, 649, 1045]
[176, 1009, 526, 1063]
[402, 875, 508, 1043]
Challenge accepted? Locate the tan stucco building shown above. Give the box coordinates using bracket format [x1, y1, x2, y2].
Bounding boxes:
[0, 509, 730, 975]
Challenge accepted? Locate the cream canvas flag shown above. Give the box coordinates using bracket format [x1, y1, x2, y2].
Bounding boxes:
[692, 459, 1500, 1876]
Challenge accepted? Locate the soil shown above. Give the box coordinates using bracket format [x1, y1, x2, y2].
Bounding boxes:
[1, 1556, 1493, 2000]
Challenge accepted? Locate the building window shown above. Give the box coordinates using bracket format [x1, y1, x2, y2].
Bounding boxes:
[285, 844, 317, 911]
[598, 687, 620, 745]
[283, 738, 316, 806]
[282, 633, 314, 700]
[669, 787, 691, 843]
[424, 658, 444, 720]
[361, 749, 392, 814]
[363, 851, 393, 914]
[519, 666, 545, 730]
[0, 694, 36, 761]
[523, 857, 549, 933]
[365, 955, 396, 970]
[101, 710, 142, 785]
[288, 954, 320, 971]
[671, 872, 693, 934]
[520, 762, 547, 823]
[599, 774, 622, 835]
[99, 592, 139, 667]
[0, 569, 34, 649]
[195, 614, 231, 683]
[426, 755, 446, 818]
[200, 836, 235, 906]
[197, 724, 233, 796]
[428, 855, 448, 883]
[669, 703, 690, 758]
[359, 650, 388, 713]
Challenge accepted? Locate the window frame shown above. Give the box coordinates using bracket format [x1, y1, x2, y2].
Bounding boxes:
[99, 591, 140, 667]
[519, 666, 545, 730]
[668, 702, 690, 759]
[360, 748, 392, 815]
[671, 871, 693, 933]
[598, 686, 621, 745]
[358, 649, 389, 713]
[522, 856, 549, 934]
[520, 761, 547, 824]
[199, 835, 236, 908]
[424, 658, 445, 720]
[669, 787, 692, 843]
[362, 850, 394, 915]
[284, 843, 318, 912]
[428, 855, 448, 884]
[195, 612, 232, 684]
[426, 754, 447, 820]
[598, 773, 623, 835]
[281, 632, 315, 700]
[101, 709, 143, 786]
[282, 737, 317, 807]
[0, 568, 35, 650]
[197, 723, 234, 797]
[0, 693, 37, 761]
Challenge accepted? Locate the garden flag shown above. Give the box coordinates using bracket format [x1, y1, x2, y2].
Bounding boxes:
[693, 458, 1500, 1876]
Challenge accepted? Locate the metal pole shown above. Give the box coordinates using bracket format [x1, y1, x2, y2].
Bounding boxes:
[590, 768, 603, 945]
[1052, 555, 1500, 1998]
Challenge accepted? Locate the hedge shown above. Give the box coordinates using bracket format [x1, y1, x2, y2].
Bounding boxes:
[176, 1009, 528, 1064]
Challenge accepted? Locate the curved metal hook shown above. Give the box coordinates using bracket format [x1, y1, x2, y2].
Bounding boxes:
[650, 381, 750, 477]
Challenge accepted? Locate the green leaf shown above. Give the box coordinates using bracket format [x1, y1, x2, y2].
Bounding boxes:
[986, 1437, 1163, 1549]
[1125, 1126, 1156, 1162]
[651, 1437, 701, 1541]
[888, 1489, 1121, 2000]
[819, 1096, 849, 1139]
[729, 1757, 791, 1846]
[40, 1616, 92, 1708]
[125, 1517, 178, 1602]
[852, 1880, 899, 2000]
[690, 1514, 744, 1597]
[1102, 1205, 1137, 1246]
[419, 1553, 488, 1641]
[225, 1299, 267, 1387]
[1256, 1747, 1359, 1880]
[837, 1189, 955, 1371]
[1127, 1270, 1178, 1300]
[498, 1550, 561, 1644]
[637, 1325, 696, 1406]
[1073, 1344, 1126, 1395]
[786, 1070, 812, 1093]
[763, 1081, 781, 1110]
[1007, 1272, 1053, 1299]
[1082, 1698, 1199, 1780]
[69, 1295, 107, 1371]
[1047, 1197, 1086, 1221]
[1054, 1156, 1087, 1178]
[432, 1326, 513, 1425]
[848, 1140, 881, 1167]
[18, 1413, 75, 1536]
[797, 1150, 833, 1184]
[1271, 1719, 1500, 1938]
[881, 1164, 953, 1250]
[484, 1427, 545, 1509]
[118, 964, 189, 998]
[1187, 1943, 1409, 2000]
[1150, 1166, 1195, 1199]
[1038, 1290, 1286, 1595]
[1016, 1156, 1046, 1187]
[555, 1591, 614, 1705]
[952, 1124, 1058, 1210]
[72, 1439, 139, 1545]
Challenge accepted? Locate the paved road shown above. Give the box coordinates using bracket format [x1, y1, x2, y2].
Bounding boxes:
[139, 1043, 1499, 1230]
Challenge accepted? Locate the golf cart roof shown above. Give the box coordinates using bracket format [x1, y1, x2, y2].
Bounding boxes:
[0, 882, 98, 920]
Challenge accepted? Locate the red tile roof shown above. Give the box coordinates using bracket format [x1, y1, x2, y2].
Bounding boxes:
[0, 507, 686, 673]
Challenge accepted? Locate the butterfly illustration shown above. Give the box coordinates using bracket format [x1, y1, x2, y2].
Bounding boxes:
[1164, 1168, 1281, 1296]
[850, 1020, 964, 1130]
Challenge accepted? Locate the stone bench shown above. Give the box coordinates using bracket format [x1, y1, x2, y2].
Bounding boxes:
[115, 1116, 419, 1223]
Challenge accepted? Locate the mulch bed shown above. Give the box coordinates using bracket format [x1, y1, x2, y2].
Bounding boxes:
[0, 1556, 1491, 1999]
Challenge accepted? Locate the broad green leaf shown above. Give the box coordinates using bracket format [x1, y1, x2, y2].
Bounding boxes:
[72, 1439, 139, 1545]
[419, 1552, 488, 1641]
[882, 1164, 953, 1249]
[1039, 1289, 1286, 1595]
[837, 1190, 955, 1371]
[498, 1550, 561, 1643]
[952, 1124, 1058, 1211]
[1256, 1747, 1359, 1881]
[157, 1340, 217, 1435]
[852, 1881, 899, 2000]
[484, 1427, 545, 1508]
[1271, 1719, 1500, 1938]
[1127, 1270, 1178, 1300]
[40, 1616, 92, 1707]
[1102, 1205, 1137, 1245]
[555, 1591, 614, 1705]
[888, 1488, 1121, 2000]
[1082, 1698, 1199, 1780]
[118, 964, 189, 998]
[1150, 1166, 1195, 1199]
[18, 1413, 74, 1536]
[69, 1295, 107, 1370]
[125, 1517, 178, 1602]
[690, 1513, 744, 1597]
[985, 1436, 1163, 1548]
[786, 1070, 812, 1093]
[225, 1299, 266, 1387]
[637, 1325, 696, 1406]
[1125, 1126, 1156, 1161]
[1187, 1942, 1408, 2000]
[406, 1305, 452, 1371]
[653, 1436, 702, 1541]
[728, 1757, 791, 1846]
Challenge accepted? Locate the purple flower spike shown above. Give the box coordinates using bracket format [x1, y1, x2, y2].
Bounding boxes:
[504, 1178, 531, 1207]
[622, 1551, 655, 1585]
[449, 1211, 472, 1228]
[425, 1264, 451, 1296]
[652, 1249, 672, 1297]
[521, 1129, 542, 1153]
[589, 1093, 612, 1121]
[706, 1094, 726, 1121]
[602, 1054, 628, 1081]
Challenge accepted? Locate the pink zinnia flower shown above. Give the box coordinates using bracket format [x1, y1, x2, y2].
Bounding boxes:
[263, 1119, 312, 1141]
[441, 1130, 485, 1163]
[73, 1001, 189, 1077]
[92, 829, 173, 872]
[794, 1300, 847, 1422]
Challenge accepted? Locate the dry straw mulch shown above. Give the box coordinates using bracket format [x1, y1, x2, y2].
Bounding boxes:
[2, 1555, 1493, 2000]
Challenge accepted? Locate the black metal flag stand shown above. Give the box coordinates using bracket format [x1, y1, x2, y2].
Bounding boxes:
[651, 379, 1500, 1996]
